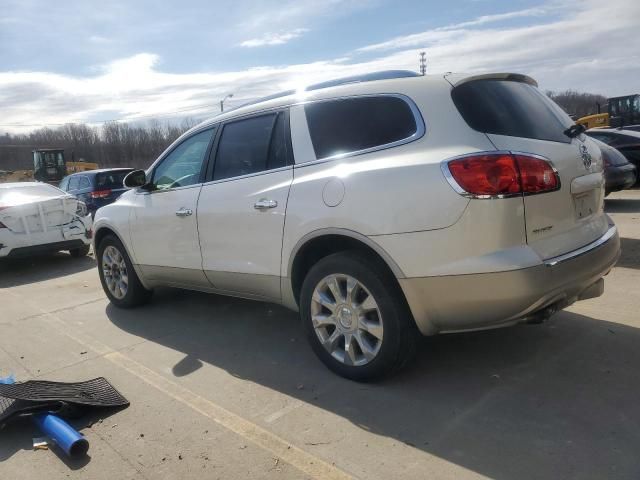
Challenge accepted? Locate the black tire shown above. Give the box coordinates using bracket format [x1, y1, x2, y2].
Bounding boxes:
[97, 234, 152, 308]
[69, 244, 91, 258]
[300, 251, 417, 381]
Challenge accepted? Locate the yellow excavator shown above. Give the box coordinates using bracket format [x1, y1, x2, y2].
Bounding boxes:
[0, 148, 98, 184]
[576, 94, 640, 129]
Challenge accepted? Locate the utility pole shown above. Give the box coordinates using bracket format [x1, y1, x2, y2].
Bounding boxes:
[419, 51, 427, 76]
[220, 93, 234, 112]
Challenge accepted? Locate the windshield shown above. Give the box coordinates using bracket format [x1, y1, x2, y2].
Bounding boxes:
[452, 79, 574, 143]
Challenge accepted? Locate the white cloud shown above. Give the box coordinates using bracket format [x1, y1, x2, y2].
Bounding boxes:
[357, 6, 550, 53]
[1, 0, 638, 133]
[240, 28, 309, 47]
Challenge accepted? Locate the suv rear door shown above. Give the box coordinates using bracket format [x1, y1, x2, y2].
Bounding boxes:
[451, 76, 608, 259]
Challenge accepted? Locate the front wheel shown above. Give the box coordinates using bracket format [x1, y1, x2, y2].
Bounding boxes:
[97, 234, 152, 308]
[300, 251, 417, 381]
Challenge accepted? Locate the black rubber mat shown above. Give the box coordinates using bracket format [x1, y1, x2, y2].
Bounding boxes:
[0, 396, 63, 426]
[0, 377, 129, 407]
[0, 378, 128, 427]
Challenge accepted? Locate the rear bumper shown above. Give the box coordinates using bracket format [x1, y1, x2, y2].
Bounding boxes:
[400, 225, 621, 335]
[2, 239, 87, 258]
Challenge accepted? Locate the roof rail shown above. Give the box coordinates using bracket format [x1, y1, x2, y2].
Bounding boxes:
[237, 70, 421, 110]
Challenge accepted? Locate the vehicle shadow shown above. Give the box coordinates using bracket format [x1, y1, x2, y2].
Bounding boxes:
[605, 196, 640, 213]
[0, 252, 96, 288]
[618, 237, 640, 269]
[106, 289, 640, 480]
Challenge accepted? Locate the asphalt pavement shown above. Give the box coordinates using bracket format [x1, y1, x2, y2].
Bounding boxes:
[1, 189, 639, 480]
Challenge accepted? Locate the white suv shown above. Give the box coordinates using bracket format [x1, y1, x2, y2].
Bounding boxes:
[94, 71, 620, 380]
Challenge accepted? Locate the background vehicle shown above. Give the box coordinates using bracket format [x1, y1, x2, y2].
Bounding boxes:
[577, 94, 640, 129]
[591, 138, 637, 195]
[33, 148, 66, 184]
[585, 128, 640, 182]
[59, 168, 134, 216]
[0, 182, 93, 258]
[1, 148, 99, 185]
[93, 71, 619, 380]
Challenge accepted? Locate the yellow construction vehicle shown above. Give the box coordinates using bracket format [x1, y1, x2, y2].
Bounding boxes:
[0, 148, 99, 184]
[577, 94, 640, 129]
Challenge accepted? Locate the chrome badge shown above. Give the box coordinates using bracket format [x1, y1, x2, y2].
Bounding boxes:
[579, 144, 593, 170]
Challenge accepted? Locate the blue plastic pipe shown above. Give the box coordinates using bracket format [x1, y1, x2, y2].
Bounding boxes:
[0, 374, 89, 458]
[32, 413, 89, 457]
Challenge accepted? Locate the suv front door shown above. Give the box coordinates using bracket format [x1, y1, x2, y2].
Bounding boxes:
[129, 128, 215, 288]
[197, 111, 293, 301]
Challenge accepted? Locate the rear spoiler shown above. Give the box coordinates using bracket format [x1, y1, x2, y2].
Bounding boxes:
[445, 72, 538, 88]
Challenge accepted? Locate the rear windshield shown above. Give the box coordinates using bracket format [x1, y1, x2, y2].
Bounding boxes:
[0, 184, 64, 206]
[452, 80, 573, 144]
[96, 170, 132, 189]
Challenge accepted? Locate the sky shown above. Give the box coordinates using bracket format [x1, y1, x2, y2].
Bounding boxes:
[0, 0, 638, 133]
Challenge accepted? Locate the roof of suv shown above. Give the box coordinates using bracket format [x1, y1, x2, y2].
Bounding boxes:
[66, 168, 134, 177]
[189, 71, 538, 132]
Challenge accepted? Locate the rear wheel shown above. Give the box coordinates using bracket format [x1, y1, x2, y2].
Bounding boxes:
[69, 244, 91, 258]
[97, 234, 152, 308]
[300, 251, 417, 381]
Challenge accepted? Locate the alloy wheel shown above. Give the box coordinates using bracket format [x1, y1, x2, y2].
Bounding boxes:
[310, 273, 384, 366]
[102, 245, 129, 300]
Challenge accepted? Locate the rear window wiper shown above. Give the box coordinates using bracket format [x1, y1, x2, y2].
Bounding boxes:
[564, 123, 586, 138]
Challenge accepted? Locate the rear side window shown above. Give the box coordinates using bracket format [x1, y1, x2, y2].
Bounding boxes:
[213, 112, 288, 181]
[304, 96, 418, 160]
[452, 80, 573, 144]
[96, 170, 132, 189]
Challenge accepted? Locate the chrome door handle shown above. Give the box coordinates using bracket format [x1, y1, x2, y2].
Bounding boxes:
[175, 208, 193, 217]
[254, 199, 278, 210]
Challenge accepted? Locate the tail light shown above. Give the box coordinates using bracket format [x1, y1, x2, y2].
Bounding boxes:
[90, 189, 112, 199]
[444, 152, 560, 198]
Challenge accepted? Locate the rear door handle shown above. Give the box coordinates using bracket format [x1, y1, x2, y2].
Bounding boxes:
[175, 208, 193, 217]
[254, 199, 278, 210]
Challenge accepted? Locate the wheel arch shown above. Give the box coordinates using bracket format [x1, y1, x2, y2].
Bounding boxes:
[285, 229, 406, 309]
[94, 225, 152, 290]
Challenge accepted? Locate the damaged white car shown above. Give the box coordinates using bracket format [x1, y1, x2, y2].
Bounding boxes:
[0, 182, 93, 258]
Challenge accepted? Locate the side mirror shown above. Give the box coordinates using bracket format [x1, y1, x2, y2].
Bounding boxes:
[123, 170, 148, 189]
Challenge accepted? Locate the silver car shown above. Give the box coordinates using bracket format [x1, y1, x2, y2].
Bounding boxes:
[93, 71, 620, 380]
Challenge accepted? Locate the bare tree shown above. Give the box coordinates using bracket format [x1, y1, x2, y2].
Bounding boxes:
[0, 120, 197, 171]
[546, 90, 607, 118]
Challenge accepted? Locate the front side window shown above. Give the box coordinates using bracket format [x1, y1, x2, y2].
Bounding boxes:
[152, 129, 214, 190]
[213, 112, 287, 181]
[304, 96, 418, 160]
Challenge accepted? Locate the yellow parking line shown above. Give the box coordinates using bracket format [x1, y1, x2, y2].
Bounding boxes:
[105, 350, 352, 480]
[4, 290, 353, 480]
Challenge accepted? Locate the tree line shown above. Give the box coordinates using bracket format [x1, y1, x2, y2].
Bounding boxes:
[0, 118, 198, 171]
[0, 89, 608, 172]
[546, 90, 607, 118]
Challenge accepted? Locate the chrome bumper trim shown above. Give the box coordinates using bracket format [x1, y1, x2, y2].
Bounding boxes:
[544, 225, 617, 267]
